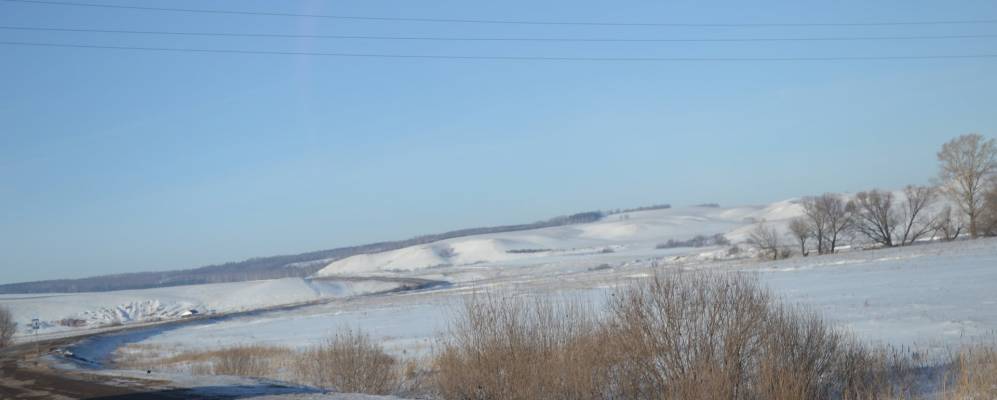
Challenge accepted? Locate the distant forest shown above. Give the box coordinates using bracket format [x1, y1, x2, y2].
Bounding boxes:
[0, 208, 627, 294]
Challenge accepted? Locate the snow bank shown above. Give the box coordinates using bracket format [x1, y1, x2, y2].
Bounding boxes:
[0, 278, 400, 337]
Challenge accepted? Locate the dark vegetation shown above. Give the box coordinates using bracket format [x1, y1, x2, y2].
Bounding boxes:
[0, 306, 15, 348]
[604, 203, 672, 215]
[505, 248, 552, 254]
[656, 233, 731, 249]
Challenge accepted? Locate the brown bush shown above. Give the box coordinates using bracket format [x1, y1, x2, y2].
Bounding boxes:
[433, 293, 615, 400]
[210, 345, 290, 377]
[0, 305, 16, 348]
[115, 331, 402, 396]
[299, 329, 400, 395]
[432, 272, 921, 400]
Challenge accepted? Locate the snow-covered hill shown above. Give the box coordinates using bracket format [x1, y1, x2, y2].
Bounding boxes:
[315, 201, 806, 277]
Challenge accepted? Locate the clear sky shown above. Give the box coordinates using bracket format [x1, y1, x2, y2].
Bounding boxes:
[2, 0, 996, 284]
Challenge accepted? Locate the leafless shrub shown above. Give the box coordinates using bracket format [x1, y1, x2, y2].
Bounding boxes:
[433, 294, 613, 400]
[116, 332, 402, 396]
[0, 306, 16, 348]
[300, 329, 400, 395]
[433, 272, 923, 400]
[748, 222, 784, 260]
[211, 345, 286, 377]
[934, 205, 965, 242]
[897, 185, 937, 245]
[789, 216, 814, 256]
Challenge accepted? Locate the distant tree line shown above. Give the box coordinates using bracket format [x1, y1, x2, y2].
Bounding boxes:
[656, 233, 731, 249]
[747, 133, 997, 258]
[604, 203, 672, 215]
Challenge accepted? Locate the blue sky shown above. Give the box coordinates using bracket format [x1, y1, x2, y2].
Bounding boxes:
[2, 0, 996, 284]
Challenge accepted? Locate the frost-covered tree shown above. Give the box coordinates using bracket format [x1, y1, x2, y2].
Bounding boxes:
[788, 216, 813, 256]
[937, 134, 997, 238]
[747, 223, 782, 260]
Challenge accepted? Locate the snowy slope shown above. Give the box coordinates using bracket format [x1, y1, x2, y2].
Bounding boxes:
[315, 203, 803, 277]
[0, 278, 400, 337]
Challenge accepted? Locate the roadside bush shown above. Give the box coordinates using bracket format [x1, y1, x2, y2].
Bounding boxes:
[211, 345, 287, 377]
[301, 329, 399, 395]
[0, 305, 16, 348]
[116, 332, 402, 396]
[433, 272, 915, 400]
[433, 294, 614, 400]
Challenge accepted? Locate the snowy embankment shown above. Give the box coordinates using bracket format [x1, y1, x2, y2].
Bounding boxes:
[0, 278, 401, 338]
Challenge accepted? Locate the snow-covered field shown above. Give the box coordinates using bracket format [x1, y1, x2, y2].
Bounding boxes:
[114, 237, 997, 366]
[4, 197, 995, 399]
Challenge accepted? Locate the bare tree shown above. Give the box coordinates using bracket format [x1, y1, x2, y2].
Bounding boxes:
[803, 193, 854, 254]
[937, 134, 997, 238]
[934, 205, 964, 241]
[850, 190, 897, 248]
[897, 185, 937, 245]
[788, 217, 813, 256]
[801, 197, 828, 254]
[0, 306, 16, 348]
[747, 223, 782, 260]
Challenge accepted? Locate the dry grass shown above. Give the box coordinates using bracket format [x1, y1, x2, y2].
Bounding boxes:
[297, 329, 400, 395]
[433, 294, 615, 399]
[0, 305, 16, 348]
[432, 271, 929, 400]
[116, 331, 403, 395]
[945, 344, 997, 400]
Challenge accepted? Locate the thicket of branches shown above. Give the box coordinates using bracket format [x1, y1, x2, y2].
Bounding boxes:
[433, 272, 922, 400]
[0, 305, 16, 348]
[748, 133, 996, 258]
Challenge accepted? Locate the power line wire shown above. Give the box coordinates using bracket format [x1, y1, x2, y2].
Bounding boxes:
[3, 0, 997, 27]
[4, 25, 997, 42]
[3, 40, 997, 62]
